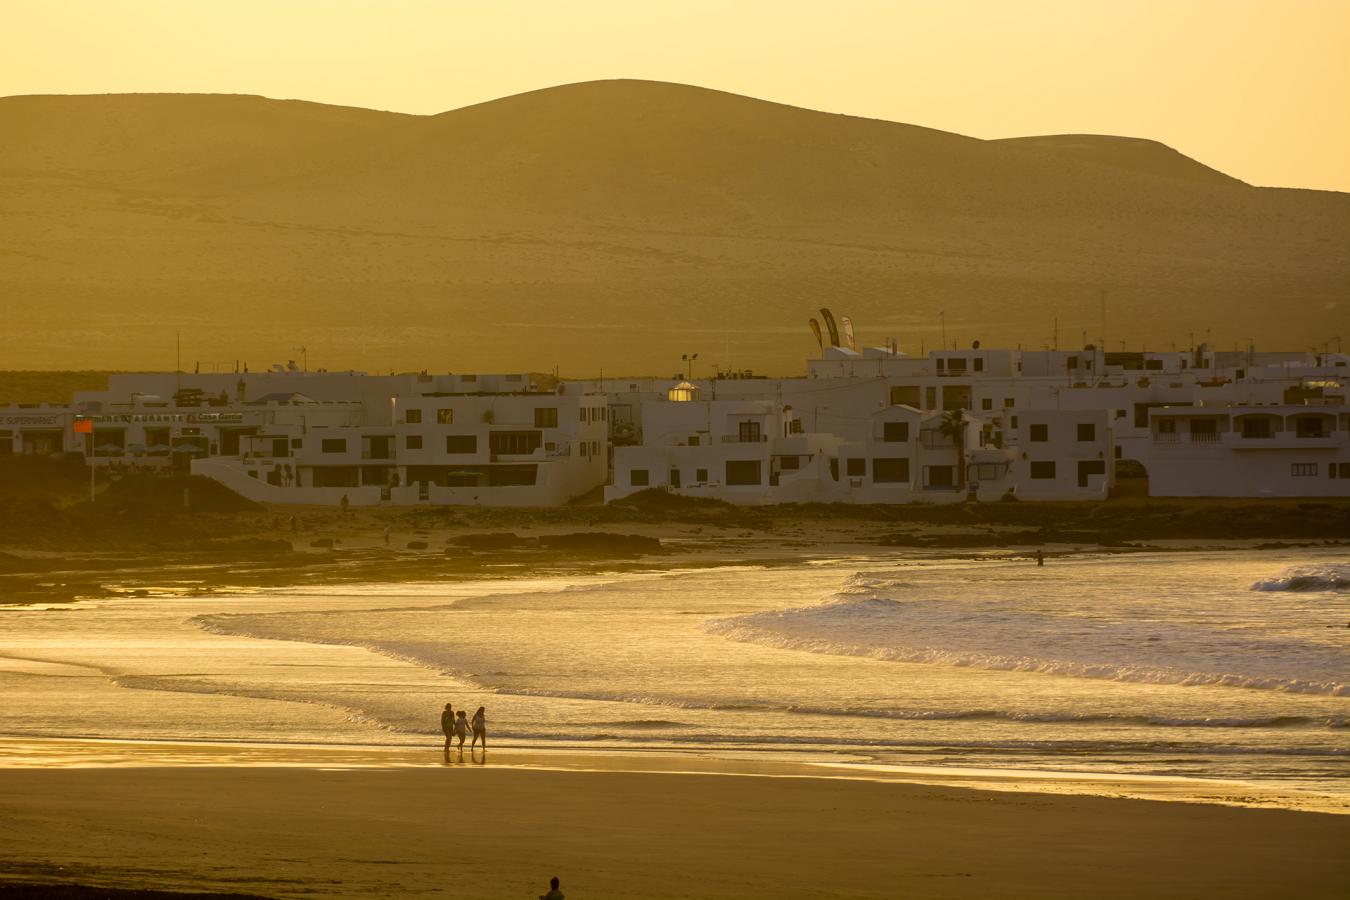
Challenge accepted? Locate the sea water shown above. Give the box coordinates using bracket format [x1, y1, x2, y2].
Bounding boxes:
[1, 549, 1346, 807]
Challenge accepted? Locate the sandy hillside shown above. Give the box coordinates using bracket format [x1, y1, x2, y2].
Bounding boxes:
[1, 80, 1346, 375]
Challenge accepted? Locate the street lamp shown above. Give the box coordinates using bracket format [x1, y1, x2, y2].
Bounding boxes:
[681, 353, 699, 381]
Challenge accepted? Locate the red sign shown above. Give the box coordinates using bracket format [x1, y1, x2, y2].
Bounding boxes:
[73, 419, 93, 434]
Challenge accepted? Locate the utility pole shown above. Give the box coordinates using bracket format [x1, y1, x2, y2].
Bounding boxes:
[939, 311, 946, 352]
[295, 346, 308, 372]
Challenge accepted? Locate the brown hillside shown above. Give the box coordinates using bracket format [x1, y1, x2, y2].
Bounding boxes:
[0, 79, 1345, 376]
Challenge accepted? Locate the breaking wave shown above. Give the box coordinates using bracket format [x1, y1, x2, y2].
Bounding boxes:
[706, 596, 1350, 697]
[1251, 564, 1350, 593]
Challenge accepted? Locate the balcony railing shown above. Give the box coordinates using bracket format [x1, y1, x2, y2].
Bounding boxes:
[721, 434, 767, 443]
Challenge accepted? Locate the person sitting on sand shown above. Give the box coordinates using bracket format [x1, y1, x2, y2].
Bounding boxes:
[470, 706, 487, 752]
[540, 876, 564, 900]
[441, 703, 455, 754]
[454, 708, 471, 751]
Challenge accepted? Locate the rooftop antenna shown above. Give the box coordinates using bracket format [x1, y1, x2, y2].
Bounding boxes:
[294, 346, 308, 373]
[939, 311, 946, 352]
[1052, 316, 1058, 351]
[1100, 290, 1107, 355]
[175, 331, 181, 393]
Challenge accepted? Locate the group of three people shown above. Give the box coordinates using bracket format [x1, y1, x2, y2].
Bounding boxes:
[441, 702, 487, 752]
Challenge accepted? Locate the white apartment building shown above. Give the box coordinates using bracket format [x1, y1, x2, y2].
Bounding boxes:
[2, 371, 610, 507]
[1147, 403, 1350, 497]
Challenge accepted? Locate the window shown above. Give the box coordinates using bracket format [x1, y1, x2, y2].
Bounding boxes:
[436, 408, 453, 425]
[974, 358, 984, 372]
[926, 465, 954, 487]
[882, 421, 909, 442]
[981, 398, 993, 411]
[696, 468, 708, 482]
[925, 387, 937, 409]
[630, 469, 649, 486]
[1116, 409, 1126, 419]
[446, 435, 477, 454]
[1077, 423, 1096, 442]
[534, 407, 558, 428]
[1004, 398, 1014, 409]
[947, 358, 967, 373]
[291, 438, 303, 449]
[890, 386, 920, 407]
[1159, 419, 1176, 434]
[1242, 418, 1272, 438]
[1295, 418, 1325, 438]
[936, 359, 945, 372]
[321, 438, 346, 453]
[405, 435, 423, 450]
[738, 420, 762, 442]
[1030, 461, 1056, 479]
[580, 408, 587, 423]
[872, 457, 910, 483]
[405, 409, 422, 424]
[689, 435, 700, 447]
[1030, 424, 1048, 442]
[1010, 416, 1018, 429]
[846, 458, 866, 477]
[489, 431, 541, 455]
[1330, 463, 1350, 479]
[779, 455, 800, 470]
[1291, 463, 1317, 477]
[725, 460, 762, 485]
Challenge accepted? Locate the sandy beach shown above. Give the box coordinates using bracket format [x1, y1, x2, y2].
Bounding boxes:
[1, 740, 1347, 899]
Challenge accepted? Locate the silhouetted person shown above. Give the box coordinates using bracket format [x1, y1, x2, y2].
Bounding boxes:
[540, 876, 564, 900]
[454, 709, 470, 751]
[1035, 549, 1045, 567]
[340, 493, 350, 513]
[383, 525, 391, 546]
[470, 706, 487, 751]
[441, 703, 455, 754]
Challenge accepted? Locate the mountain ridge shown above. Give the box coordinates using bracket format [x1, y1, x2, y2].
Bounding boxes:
[0, 79, 1345, 374]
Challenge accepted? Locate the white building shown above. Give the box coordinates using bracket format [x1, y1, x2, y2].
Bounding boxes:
[14, 370, 610, 507]
[1147, 403, 1350, 497]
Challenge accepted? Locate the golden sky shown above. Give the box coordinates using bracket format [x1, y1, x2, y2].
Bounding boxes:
[3, 0, 1347, 192]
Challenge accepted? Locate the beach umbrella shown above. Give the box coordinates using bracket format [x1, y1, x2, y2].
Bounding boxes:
[172, 443, 203, 453]
[125, 442, 147, 453]
[146, 443, 171, 453]
[95, 443, 124, 454]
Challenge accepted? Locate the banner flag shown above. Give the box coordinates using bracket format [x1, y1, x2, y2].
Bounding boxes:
[808, 318, 823, 355]
[819, 308, 841, 347]
[841, 316, 857, 351]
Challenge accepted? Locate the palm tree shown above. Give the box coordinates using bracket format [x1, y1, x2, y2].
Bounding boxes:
[938, 409, 967, 492]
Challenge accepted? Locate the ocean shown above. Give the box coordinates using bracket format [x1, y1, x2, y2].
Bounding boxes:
[2, 549, 1346, 809]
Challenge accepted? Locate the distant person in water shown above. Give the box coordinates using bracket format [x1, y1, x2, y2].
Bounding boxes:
[340, 493, 349, 513]
[1035, 549, 1045, 567]
[441, 703, 455, 754]
[470, 706, 487, 751]
[539, 876, 564, 900]
[454, 709, 471, 750]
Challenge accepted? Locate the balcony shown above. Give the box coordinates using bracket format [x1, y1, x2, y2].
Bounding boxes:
[1222, 430, 1346, 449]
[721, 434, 768, 443]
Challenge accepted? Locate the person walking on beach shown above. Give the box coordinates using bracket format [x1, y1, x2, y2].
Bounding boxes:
[454, 709, 471, 751]
[440, 703, 455, 754]
[470, 706, 487, 752]
[1035, 549, 1045, 567]
[539, 876, 564, 900]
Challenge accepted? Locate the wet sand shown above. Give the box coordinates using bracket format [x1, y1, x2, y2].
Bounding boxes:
[0, 740, 1346, 899]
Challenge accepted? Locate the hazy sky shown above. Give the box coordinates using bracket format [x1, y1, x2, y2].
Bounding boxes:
[3, 0, 1347, 192]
